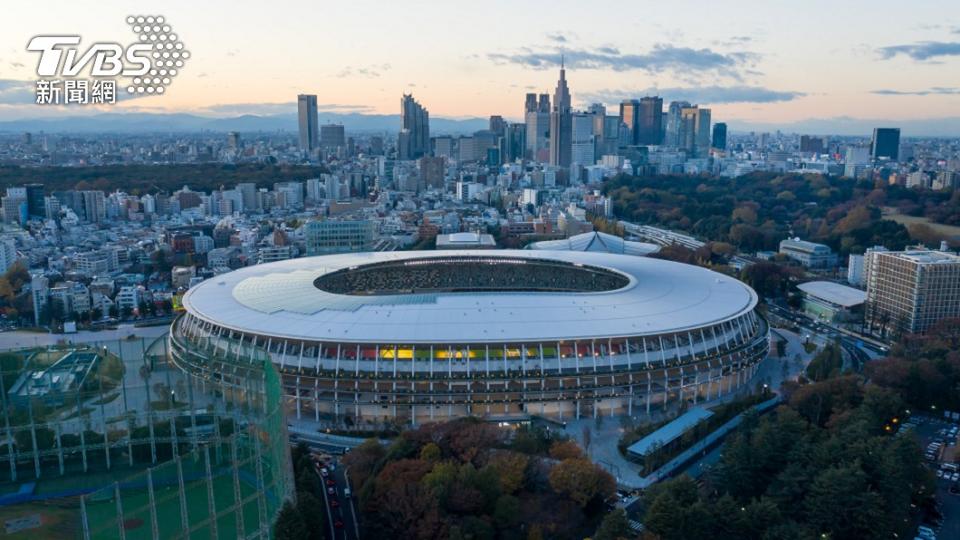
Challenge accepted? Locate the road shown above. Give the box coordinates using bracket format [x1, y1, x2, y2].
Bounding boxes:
[764, 303, 881, 372]
[908, 414, 960, 540]
[315, 456, 360, 540]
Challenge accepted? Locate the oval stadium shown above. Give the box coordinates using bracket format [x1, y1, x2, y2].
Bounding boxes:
[170, 250, 769, 425]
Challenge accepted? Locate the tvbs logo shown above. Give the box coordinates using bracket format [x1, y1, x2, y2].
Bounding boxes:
[27, 15, 188, 104]
[28, 36, 153, 77]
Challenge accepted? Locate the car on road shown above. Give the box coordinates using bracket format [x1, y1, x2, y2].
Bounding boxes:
[344, 487, 351, 498]
[334, 520, 344, 529]
[327, 487, 335, 495]
[330, 498, 340, 508]
[326, 478, 336, 486]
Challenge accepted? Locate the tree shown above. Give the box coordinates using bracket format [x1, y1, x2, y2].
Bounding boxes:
[493, 494, 521, 529]
[419, 442, 441, 462]
[273, 500, 308, 540]
[594, 508, 631, 540]
[548, 458, 615, 507]
[549, 439, 584, 461]
[805, 343, 843, 382]
[296, 491, 326, 540]
[803, 464, 886, 539]
[487, 451, 528, 494]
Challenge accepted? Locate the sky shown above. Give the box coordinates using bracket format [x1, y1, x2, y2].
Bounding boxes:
[0, 0, 959, 132]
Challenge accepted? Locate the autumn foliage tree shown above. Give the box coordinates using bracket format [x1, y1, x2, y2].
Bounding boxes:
[344, 418, 616, 540]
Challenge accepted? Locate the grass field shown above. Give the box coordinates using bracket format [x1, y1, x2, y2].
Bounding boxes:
[82, 473, 263, 539]
[882, 209, 960, 242]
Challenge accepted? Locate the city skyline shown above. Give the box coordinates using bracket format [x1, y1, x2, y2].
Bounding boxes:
[0, 0, 959, 135]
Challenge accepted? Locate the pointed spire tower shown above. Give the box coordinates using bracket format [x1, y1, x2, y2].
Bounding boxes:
[554, 53, 571, 114]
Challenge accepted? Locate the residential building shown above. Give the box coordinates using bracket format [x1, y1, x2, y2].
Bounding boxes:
[865, 249, 960, 335]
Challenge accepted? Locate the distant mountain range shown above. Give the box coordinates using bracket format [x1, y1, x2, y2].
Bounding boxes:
[0, 112, 490, 135]
[0, 111, 957, 137]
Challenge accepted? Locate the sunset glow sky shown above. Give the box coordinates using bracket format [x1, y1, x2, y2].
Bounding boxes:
[0, 0, 958, 129]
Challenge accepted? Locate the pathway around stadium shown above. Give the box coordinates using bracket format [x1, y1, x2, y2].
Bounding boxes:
[566, 328, 817, 490]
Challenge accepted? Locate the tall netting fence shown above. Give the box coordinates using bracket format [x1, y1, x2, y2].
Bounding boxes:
[0, 326, 293, 539]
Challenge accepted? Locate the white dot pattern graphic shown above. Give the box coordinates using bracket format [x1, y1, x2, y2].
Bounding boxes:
[125, 15, 188, 94]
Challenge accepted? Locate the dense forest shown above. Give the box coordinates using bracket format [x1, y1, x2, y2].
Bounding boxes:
[0, 163, 328, 195]
[604, 172, 960, 255]
[339, 418, 620, 540]
[639, 321, 960, 540]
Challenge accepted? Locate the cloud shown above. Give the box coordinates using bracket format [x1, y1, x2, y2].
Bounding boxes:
[878, 41, 960, 60]
[336, 63, 391, 79]
[546, 33, 568, 43]
[0, 79, 34, 104]
[871, 87, 960, 96]
[579, 85, 805, 106]
[195, 102, 376, 116]
[713, 36, 753, 47]
[9, 62, 24, 69]
[488, 43, 759, 79]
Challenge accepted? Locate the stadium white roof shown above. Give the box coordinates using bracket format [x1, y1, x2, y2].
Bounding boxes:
[526, 231, 659, 256]
[797, 281, 866, 308]
[182, 250, 758, 344]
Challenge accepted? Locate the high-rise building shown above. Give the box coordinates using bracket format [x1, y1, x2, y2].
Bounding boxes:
[680, 106, 711, 158]
[871, 128, 900, 161]
[865, 249, 960, 335]
[664, 101, 691, 148]
[25, 184, 45, 219]
[712, 123, 727, 151]
[524, 93, 537, 114]
[619, 100, 639, 145]
[570, 113, 595, 167]
[320, 123, 346, 150]
[297, 94, 319, 152]
[418, 156, 446, 189]
[236, 182, 258, 211]
[81, 190, 106, 223]
[399, 94, 430, 160]
[549, 58, 573, 167]
[800, 135, 824, 154]
[844, 145, 872, 178]
[503, 123, 526, 163]
[31, 275, 49, 326]
[525, 94, 550, 160]
[227, 131, 241, 150]
[637, 96, 663, 145]
[489, 115, 507, 136]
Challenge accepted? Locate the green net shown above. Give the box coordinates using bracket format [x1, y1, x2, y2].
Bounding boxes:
[0, 318, 293, 539]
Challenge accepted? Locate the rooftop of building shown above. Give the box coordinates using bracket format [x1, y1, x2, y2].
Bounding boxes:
[182, 250, 759, 344]
[525, 231, 660, 256]
[436, 232, 496, 249]
[885, 249, 960, 265]
[627, 407, 715, 457]
[797, 281, 867, 308]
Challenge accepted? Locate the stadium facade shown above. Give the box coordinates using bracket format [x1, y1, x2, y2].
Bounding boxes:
[171, 250, 769, 425]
